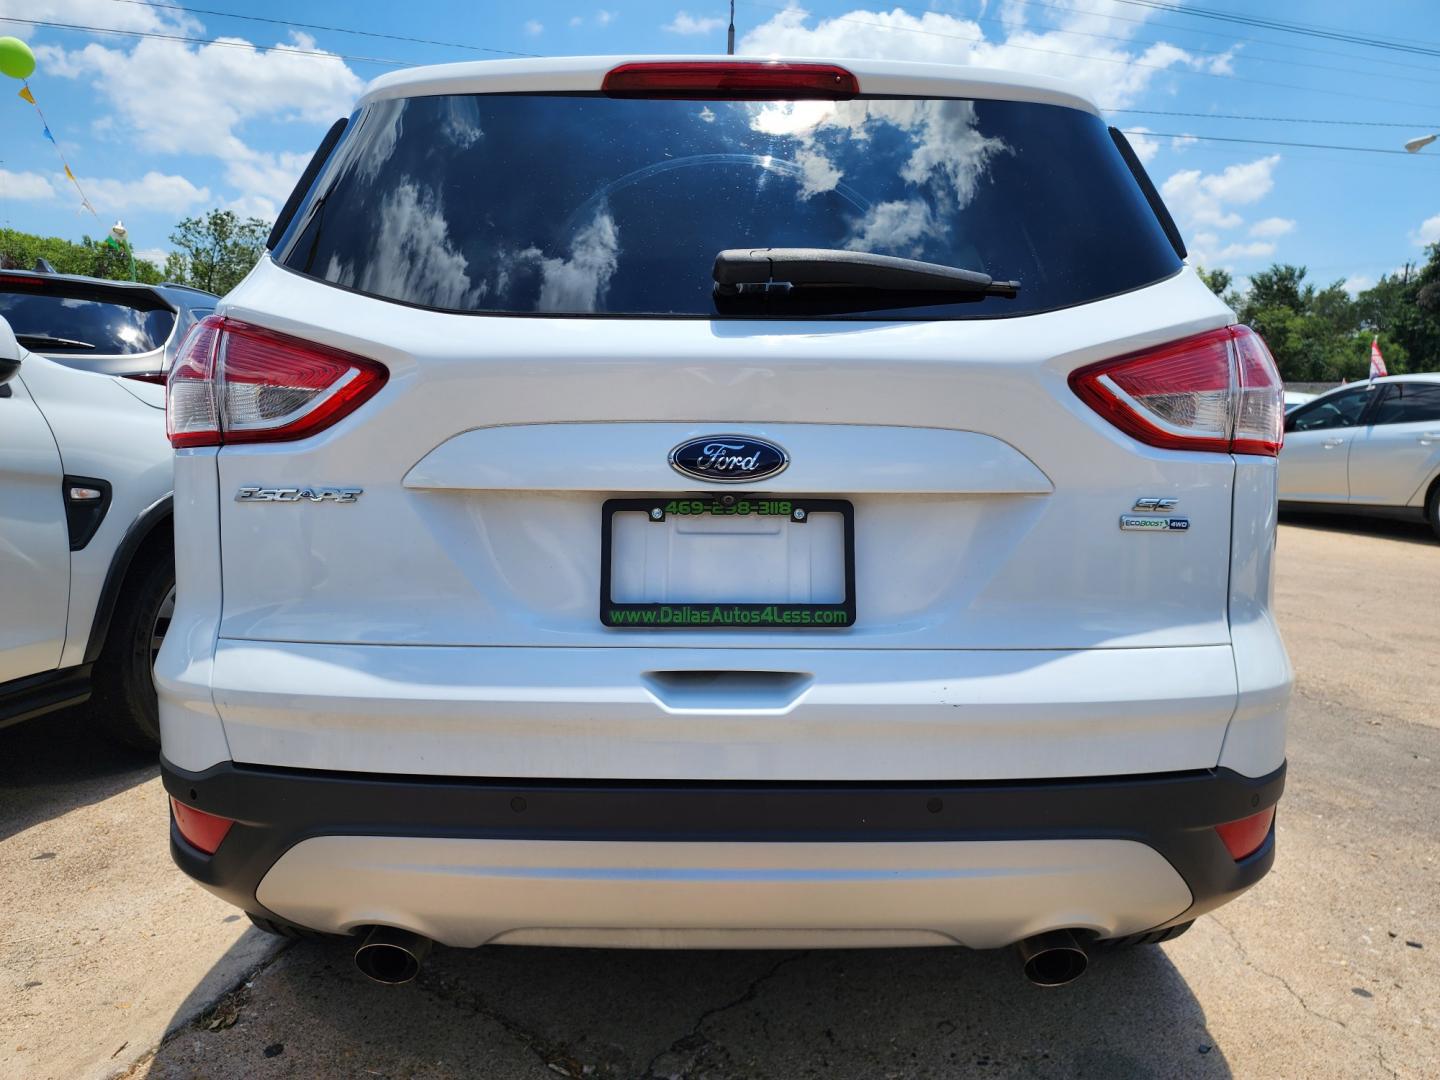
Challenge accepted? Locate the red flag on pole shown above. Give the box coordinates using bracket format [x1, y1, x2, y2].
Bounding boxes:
[1369, 336, 1388, 379]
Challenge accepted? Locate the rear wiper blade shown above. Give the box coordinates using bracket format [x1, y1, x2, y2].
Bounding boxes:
[16, 334, 96, 351]
[713, 248, 1020, 299]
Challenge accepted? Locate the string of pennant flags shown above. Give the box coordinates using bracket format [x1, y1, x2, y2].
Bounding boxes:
[17, 80, 100, 220]
[2, 35, 100, 220]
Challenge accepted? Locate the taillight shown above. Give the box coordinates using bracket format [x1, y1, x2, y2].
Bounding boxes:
[1069, 325, 1284, 456]
[170, 796, 235, 855]
[602, 61, 859, 100]
[166, 316, 387, 448]
[1215, 806, 1275, 860]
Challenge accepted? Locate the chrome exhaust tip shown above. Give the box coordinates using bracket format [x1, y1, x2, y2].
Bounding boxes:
[354, 926, 432, 985]
[1015, 929, 1089, 987]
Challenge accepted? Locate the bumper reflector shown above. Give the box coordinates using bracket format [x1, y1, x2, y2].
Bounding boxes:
[171, 797, 235, 854]
[1214, 806, 1275, 860]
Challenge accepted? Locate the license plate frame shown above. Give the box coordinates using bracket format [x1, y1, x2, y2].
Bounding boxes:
[600, 496, 856, 630]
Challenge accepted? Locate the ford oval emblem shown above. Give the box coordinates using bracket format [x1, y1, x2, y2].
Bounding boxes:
[669, 435, 789, 484]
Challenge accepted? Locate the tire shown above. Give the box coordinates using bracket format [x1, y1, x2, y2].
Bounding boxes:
[91, 548, 174, 752]
[1427, 481, 1440, 542]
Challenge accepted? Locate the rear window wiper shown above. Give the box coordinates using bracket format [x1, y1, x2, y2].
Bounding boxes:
[713, 248, 1020, 300]
[16, 334, 96, 351]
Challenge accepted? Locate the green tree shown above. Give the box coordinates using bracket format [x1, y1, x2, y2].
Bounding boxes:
[1196, 266, 1232, 297]
[165, 209, 271, 296]
[0, 227, 162, 282]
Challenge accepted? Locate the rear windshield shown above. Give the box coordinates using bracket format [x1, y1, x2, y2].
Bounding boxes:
[279, 94, 1181, 320]
[0, 284, 175, 354]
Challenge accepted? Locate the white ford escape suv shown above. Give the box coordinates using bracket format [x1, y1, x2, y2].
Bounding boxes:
[157, 57, 1291, 987]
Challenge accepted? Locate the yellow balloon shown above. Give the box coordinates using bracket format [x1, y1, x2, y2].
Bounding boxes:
[0, 36, 37, 81]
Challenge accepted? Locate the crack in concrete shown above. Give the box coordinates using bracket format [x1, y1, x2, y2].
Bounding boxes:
[639, 951, 809, 1080]
[1208, 916, 1398, 1079]
[1210, 914, 1348, 1032]
[412, 960, 630, 1079]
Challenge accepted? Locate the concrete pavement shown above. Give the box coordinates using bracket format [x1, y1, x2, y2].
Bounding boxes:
[2, 513, 1436, 1079]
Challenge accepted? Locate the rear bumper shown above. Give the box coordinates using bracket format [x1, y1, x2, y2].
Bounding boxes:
[162, 758, 1283, 949]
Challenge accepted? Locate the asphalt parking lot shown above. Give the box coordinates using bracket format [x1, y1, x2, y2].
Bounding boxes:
[3, 515, 1437, 1080]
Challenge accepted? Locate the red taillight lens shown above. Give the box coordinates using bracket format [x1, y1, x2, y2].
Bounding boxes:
[602, 61, 859, 100]
[171, 796, 235, 855]
[1069, 325, 1284, 456]
[1230, 326, 1285, 455]
[165, 316, 387, 449]
[1215, 806, 1275, 860]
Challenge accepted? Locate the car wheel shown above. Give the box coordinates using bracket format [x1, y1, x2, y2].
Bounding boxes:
[1427, 482, 1440, 542]
[92, 550, 174, 751]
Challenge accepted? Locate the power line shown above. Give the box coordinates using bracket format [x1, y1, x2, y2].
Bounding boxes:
[1125, 130, 1440, 157]
[737, 1, 1436, 110]
[1004, 0, 1440, 80]
[953, 0, 1440, 92]
[1112, 109, 1440, 130]
[1109, 0, 1440, 60]
[101, 0, 540, 58]
[0, 15, 409, 65]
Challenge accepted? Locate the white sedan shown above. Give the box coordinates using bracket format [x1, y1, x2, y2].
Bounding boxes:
[1279, 374, 1440, 538]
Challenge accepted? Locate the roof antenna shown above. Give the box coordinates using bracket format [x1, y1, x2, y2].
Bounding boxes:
[727, 0, 736, 55]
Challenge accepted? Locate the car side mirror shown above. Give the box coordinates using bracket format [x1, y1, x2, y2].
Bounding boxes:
[0, 315, 22, 387]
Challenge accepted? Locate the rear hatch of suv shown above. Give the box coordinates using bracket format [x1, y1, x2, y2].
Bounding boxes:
[176, 59, 1277, 779]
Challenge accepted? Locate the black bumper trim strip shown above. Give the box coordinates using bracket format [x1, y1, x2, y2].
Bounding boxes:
[161, 758, 1285, 937]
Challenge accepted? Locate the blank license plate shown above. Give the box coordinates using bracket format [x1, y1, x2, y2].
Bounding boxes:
[601, 497, 855, 629]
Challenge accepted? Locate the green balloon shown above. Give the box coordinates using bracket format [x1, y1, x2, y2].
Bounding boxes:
[0, 37, 37, 81]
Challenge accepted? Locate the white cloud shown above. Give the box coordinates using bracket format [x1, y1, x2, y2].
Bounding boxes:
[1125, 127, 1160, 164]
[0, 0, 200, 40]
[794, 144, 841, 197]
[133, 246, 170, 266]
[1415, 212, 1440, 246]
[595, 10, 616, 26]
[1342, 274, 1375, 297]
[1162, 155, 1280, 231]
[0, 168, 57, 200]
[1217, 240, 1275, 259]
[569, 15, 583, 28]
[523, 19, 543, 35]
[666, 12, 725, 34]
[738, 2, 1231, 109]
[340, 182, 482, 310]
[1249, 216, 1295, 238]
[39, 30, 361, 218]
[534, 210, 620, 312]
[84, 171, 212, 214]
[845, 199, 935, 257]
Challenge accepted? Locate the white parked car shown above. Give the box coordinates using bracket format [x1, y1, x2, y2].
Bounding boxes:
[0, 315, 175, 748]
[1280, 375, 1440, 538]
[1283, 390, 1316, 412]
[157, 56, 1291, 987]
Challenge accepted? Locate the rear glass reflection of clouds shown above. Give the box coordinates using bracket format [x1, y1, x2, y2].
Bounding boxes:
[282, 94, 1180, 318]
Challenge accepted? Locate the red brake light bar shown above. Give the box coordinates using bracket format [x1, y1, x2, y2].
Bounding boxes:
[602, 61, 859, 100]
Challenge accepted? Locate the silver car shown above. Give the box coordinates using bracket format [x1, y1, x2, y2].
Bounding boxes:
[0, 269, 219, 382]
[1279, 374, 1440, 538]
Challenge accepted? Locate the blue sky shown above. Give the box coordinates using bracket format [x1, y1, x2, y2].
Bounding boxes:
[1, 0, 1438, 293]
